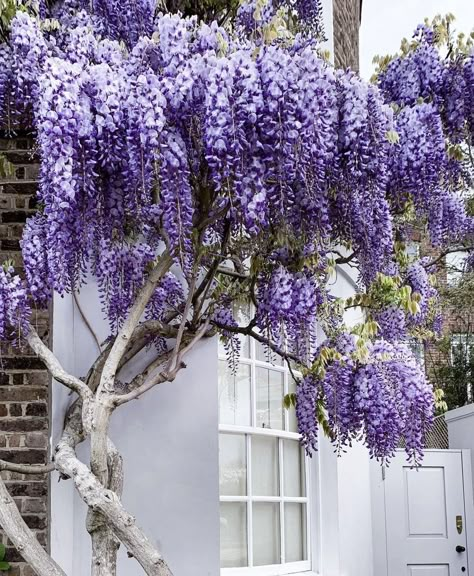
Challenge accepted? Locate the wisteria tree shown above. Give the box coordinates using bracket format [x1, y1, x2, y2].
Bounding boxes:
[0, 1, 473, 574]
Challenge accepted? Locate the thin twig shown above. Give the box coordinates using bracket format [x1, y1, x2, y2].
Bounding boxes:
[73, 292, 102, 352]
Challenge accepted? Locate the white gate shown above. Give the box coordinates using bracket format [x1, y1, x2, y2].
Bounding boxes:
[372, 450, 474, 576]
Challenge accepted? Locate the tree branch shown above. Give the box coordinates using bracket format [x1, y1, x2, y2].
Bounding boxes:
[166, 274, 197, 373]
[99, 251, 173, 395]
[54, 440, 173, 576]
[0, 460, 55, 474]
[27, 327, 93, 402]
[212, 320, 301, 365]
[93, 252, 173, 491]
[74, 291, 102, 353]
[0, 475, 67, 576]
[423, 246, 472, 270]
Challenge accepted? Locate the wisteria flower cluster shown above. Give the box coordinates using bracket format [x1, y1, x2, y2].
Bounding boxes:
[297, 336, 434, 463]
[0, 1, 471, 462]
[0, 266, 30, 342]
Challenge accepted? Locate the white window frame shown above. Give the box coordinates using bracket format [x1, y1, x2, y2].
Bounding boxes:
[219, 337, 312, 576]
[408, 338, 425, 368]
[450, 333, 474, 364]
[450, 333, 474, 402]
[446, 250, 468, 286]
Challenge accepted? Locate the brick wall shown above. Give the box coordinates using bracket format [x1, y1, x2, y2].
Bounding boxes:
[0, 135, 50, 576]
[333, 0, 361, 71]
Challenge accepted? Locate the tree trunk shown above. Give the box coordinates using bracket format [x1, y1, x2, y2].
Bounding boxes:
[0, 475, 66, 576]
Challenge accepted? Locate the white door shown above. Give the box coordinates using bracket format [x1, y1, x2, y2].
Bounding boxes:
[385, 450, 469, 576]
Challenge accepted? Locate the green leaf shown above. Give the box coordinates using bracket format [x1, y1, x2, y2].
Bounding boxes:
[0, 154, 14, 179]
[283, 393, 296, 410]
[386, 130, 400, 144]
[0, 543, 5, 561]
[0, 561, 10, 571]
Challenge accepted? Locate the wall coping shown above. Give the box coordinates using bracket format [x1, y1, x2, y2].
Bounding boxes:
[445, 403, 474, 423]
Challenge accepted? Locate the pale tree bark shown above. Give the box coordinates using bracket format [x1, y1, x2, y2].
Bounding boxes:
[88, 441, 123, 576]
[0, 475, 66, 576]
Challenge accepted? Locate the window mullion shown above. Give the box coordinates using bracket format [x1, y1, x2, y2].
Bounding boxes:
[247, 433, 253, 568]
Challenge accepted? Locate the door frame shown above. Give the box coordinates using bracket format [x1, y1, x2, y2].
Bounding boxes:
[370, 449, 474, 576]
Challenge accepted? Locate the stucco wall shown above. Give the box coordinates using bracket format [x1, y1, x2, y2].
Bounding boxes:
[446, 405, 474, 499]
[50, 283, 220, 576]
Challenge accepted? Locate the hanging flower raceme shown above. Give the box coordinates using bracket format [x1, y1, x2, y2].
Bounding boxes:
[21, 214, 52, 307]
[378, 34, 443, 107]
[354, 341, 434, 463]
[374, 306, 407, 342]
[297, 335, 434, 463]
[406, 261, 439, 328]
[95, 240, 156, 332]
[0, 44, 12, 124]
[9, 12, 48, 116]
[256, 266, 322, 362]
[332, 72, 394, 281]
[0, 266, 30, 342]
[464, 53, 474, 140]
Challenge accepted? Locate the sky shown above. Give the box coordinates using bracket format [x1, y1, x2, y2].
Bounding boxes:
[359, 0, 474, 80]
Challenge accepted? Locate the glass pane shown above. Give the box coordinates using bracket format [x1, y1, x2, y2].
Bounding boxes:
[283, 440, 305, 497]
[284, 503, 307, 563]
[253, 502, 281, 566]
[288, 375, 298, 433]
[256, 340, 283, 366]
[218, 361, 251, 426]
[220, 502, 248, 568]
[256, 367, 284, 430]
[252, 436, 279, 496]
[219, 434, 247, 496]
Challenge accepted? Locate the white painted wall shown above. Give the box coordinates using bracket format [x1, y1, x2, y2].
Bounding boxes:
[51, 282, 220, 576]
[446, 404, 474, 499]
[327, 265, 374, 576]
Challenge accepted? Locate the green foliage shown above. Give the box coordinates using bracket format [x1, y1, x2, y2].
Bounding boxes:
[0, 155, 14, 179]
[283, 393, 333, 439]
[433, 343, 474, 411]
[0, 543, 11, 572]
[434, 387, 448, 414]
[0, 0, 43, 39]
[164, 0, 240, 24]
[0, 0, 18, 36]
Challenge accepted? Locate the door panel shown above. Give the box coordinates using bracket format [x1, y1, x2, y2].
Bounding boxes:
[385, 451, 468, 576]
[408, 565, 449, 576]
[405, 467, 447, 537]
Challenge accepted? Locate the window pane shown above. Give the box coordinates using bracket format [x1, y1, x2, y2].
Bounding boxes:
[253, 503, 281, 566]
[288, 375, 298, 433]
[256, 340, 283, 366]
[256, 367, 284, 430]
[283, 440, 305, 497]
[284, 503, 307, 563]
[219, 434, 247, 496]
[220, 503, 248, 568]
[251, 436, 279, 496]
[218, 361, 251, 426]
